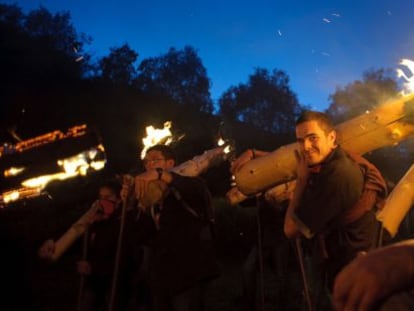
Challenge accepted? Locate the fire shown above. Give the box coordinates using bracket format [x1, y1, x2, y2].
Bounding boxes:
[1, 145, 106, 206]
[141, 121, 173, 159]
[217, 137, 232, 154]
[4, 166, 25, 177]
[397, 59, 414, 95]
[0, 124, 87, 158]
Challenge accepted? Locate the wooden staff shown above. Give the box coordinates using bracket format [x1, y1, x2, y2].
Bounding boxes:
[77, 229, 89, 311]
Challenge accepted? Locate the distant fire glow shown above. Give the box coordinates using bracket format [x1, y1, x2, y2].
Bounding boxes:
[141, 121, 173, 159]
[0, 145, 106, 206]
[217, 138, 231, 154]
[396, 59, 414, 95]
[4, 166, 25, 178]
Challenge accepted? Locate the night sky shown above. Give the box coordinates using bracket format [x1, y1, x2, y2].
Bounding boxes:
[5, 0, 414, 111]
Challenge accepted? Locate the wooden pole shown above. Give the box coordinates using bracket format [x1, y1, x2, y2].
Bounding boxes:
[377, 163, 414, 237]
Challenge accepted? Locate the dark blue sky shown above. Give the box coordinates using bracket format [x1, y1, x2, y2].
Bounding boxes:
[6, 0, 414, 111]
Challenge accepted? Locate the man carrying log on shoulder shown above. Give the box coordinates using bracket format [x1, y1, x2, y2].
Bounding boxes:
[232, 110, 387, 309]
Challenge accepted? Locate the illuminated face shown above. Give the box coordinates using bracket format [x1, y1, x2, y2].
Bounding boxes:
[143, 150, 175, 171]
[295, 120, 336, 166]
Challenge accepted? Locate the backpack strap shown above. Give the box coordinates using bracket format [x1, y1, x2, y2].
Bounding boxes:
[169, 186, 201, 219]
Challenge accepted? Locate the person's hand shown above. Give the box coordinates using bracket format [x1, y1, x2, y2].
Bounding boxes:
[77, 260, 91, 275]
[294, 149, 310, 184]
[121, 174, 135, 205]
[38, 239, 56, 261]
[230, 149, 255, 174]
[333, 242, 414, 311]
[134, 169, 159, 202]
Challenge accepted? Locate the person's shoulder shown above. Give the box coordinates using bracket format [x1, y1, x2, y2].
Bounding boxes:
[324, 148, 363, 179]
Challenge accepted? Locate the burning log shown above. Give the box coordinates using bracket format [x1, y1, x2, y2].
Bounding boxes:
[377, 163, 414, 238]
[234, 93, 414, 196]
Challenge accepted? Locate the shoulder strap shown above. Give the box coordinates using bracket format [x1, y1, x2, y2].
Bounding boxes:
[169, 186, 201, 219]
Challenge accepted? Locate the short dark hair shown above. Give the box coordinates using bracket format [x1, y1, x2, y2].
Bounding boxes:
[295, 110, 335, 134]
[99, 179, 121, 198]
[146, 144, 177, 163]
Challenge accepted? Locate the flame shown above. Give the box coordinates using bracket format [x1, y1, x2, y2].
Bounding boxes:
[1, 145, 106, 206]
[141, 121, 173, 159]
[0, 124, 87, 158]
[396, 59, 414, 95]
[217, 137, 232, 154]
[4, 166, 25, 177]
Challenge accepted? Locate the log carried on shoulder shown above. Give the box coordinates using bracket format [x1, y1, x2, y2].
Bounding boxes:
[234, 94, 414, 196]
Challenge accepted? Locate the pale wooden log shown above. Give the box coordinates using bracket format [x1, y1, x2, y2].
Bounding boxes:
[47, 146, 229, 260]
[227, 181, 296, 206]
[140, 146, 229, 207]
[377, 163, 414, 238]
[49, 201, 99, 261]
[171, 146, 230, 176]
[235, 94, 414, 195]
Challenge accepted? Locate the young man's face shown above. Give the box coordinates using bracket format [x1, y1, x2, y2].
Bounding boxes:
[295, 120, 336, 166]
[143, 150, 175, 171]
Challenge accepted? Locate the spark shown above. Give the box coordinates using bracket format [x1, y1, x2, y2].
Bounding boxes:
[75, 56, 84, 62]
[277, 29, 282, 36]
[323, 18, 331, 23]
[331, 13, 341, 17]
[321, 52, 331, 57]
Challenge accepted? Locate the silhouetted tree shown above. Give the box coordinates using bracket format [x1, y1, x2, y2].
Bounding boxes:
[0, 4, 92, 139]
[218, 68, 302, 133]
[135, 46, 213, 113]
[98, 43, 138, 85]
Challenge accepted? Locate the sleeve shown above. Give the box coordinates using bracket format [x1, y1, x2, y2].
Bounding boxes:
[294, 160, 364, 238]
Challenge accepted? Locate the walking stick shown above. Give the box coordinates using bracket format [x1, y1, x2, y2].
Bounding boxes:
[256, 198, 265, 311]
[295, 237, 313, 311]
[77, 229, 89, 311]
[108, 198, 129, 311]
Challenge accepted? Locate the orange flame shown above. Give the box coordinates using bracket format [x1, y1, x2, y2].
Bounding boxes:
[141, 121, 173, 159]
[1, 145, 106, 206]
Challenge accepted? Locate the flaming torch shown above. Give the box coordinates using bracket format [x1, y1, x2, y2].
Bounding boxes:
[139, 124, 234, 207]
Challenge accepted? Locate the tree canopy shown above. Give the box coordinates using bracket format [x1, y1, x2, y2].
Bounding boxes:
[134, 46, 213, 113]
[218, 68, 302, 133]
